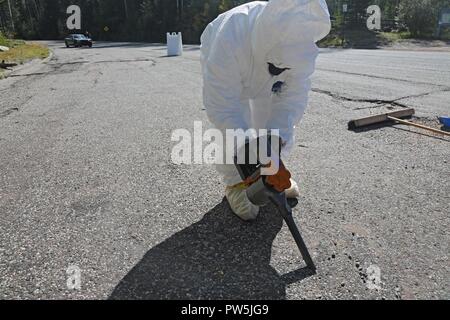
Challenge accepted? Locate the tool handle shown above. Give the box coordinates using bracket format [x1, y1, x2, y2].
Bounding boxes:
[284, 215, 317, 272]
[388, 116, 450, 136]
[269, 194, 316, 272]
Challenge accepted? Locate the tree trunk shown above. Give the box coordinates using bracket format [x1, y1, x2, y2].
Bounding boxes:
[124, 0, 129, 19]
[7, 0, 15, 32]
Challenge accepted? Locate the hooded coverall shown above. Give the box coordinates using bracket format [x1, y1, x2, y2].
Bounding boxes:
[200, 0, 331, 186]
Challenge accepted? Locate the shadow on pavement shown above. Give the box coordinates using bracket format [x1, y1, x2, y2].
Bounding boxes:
[91, 42, 165, 49]
[109, 199, 313, 300]
[57, 42, 163, 49]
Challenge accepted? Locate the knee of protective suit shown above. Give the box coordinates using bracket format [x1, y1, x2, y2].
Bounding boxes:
[216, 164, 244, 186]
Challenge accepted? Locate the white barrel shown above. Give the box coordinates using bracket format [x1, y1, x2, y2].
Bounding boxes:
[167, 32, 183, 56]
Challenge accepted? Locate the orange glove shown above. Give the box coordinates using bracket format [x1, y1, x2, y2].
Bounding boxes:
[265, 161, 292, 193]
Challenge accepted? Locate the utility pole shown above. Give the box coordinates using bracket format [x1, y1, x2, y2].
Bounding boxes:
[342, 2, 347, 47]
[7, 0, 15, 33]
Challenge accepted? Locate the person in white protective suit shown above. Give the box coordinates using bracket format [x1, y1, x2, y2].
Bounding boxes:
[200, 0, 331, 221]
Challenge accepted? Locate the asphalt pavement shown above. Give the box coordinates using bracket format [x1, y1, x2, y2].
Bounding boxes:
[0, 41, 448, 300]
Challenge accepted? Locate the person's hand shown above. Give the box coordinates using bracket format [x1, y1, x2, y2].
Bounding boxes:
[264, 160, 292, 193]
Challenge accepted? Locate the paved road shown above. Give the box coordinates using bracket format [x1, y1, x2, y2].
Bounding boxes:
[0, 42, 448, 300]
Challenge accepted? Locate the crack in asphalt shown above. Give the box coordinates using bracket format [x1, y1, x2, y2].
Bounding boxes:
[8, 72, 47, 78]
[312, 88, 410, 108]
[394, 88, 450, 100]
[92, 58, 156, 65]
[0, 55, 158, 118]
[311, 88, 450, 110]
[0, 108, 19, 118]
[47, 61, 89, 66]
[8, 58, 156, 78]
[316, 67, 450, 89]
[47, 58, 156, 66]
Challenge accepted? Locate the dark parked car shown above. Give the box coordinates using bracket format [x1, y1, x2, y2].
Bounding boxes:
[65, 34, 93, 48]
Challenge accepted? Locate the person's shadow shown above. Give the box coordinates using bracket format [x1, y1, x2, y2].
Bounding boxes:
[109, 199, 313, 300]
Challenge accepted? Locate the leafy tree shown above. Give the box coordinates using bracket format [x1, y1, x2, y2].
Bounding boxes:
[399, 0, 450, 37]
[1, 0, 449, 42]
[219, 0, 235, 13]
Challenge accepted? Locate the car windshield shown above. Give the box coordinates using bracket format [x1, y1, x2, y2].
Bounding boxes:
[73, 34, 86, 39]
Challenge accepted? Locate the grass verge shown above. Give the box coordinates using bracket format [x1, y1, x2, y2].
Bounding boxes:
[318, 29, 449, 49]
[0, 40, 49, 78]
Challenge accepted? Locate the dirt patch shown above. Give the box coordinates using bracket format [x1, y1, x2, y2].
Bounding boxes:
[383, 39, 450, 52]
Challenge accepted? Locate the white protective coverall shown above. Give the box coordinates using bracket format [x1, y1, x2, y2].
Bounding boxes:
[200, 0, 331, 186]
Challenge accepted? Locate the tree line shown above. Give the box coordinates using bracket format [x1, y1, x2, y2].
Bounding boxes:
[0, 0, 449, 43]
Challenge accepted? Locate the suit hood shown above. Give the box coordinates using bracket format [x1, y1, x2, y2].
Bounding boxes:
[251, 0, 331, 66]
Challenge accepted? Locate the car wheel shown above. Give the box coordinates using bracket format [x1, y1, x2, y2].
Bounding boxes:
[65, 42, 70, 48]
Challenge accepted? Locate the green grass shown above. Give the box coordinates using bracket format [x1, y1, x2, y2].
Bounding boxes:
[0, 40, 49, 78]
[379, 30, 450, 43]
[318, 29, 450, 49]
[379, 31, 412, 41]
[0, 32, 17, 47]
[318, 34, 345, 47]
[438, 28, 450, 40]
[318, 29, 383, 49]
[0, 40, 49, 63]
